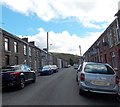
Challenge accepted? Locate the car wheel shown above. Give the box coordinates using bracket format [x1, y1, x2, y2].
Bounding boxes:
[76, 76, 78, 82]
[79, 89, 85, 95]
[50, 70, 53, 75]
[19, 77, 25, 89]
[32, 74, 36, 83]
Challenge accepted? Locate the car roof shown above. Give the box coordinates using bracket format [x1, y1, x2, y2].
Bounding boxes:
[83, 62, 108, 65]
[2, 64, 27, 69]
[43, 65, 51, 67]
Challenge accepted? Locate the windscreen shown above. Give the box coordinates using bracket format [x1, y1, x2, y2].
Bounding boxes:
[84, 64, 115, 74]
[43, 66, 50, 70]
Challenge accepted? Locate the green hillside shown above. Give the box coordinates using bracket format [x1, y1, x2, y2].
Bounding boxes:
[51, 52, 80, 66]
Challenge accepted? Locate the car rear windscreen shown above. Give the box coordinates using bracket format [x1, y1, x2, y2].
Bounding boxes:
[84, 64, 115, 74]
[2, 67, 20, 72]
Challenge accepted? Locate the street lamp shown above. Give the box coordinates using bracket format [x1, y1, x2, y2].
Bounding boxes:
[79, 45, 83, 64]
[47, 32, 49, 65]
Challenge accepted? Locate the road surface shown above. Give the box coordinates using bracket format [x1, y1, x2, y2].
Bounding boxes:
[2, 67, 120, 105]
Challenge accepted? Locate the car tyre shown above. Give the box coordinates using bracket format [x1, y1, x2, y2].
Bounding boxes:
[19, 77, 25, 89]
[79, 89, 85, 95]
[76, 76, 78, 82]
[32, 74, 36, 83]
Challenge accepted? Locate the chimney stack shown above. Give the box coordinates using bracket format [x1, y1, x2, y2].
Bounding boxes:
[22, 38, 28, 42]
[29, 41, 35, 46]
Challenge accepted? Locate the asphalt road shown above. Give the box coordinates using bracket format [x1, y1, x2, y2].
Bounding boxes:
[2, 67, 120, 105]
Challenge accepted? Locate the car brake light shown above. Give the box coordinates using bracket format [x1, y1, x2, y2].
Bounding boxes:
[80, 73, 85, 81]
[116, 76, 119, 85]
[10, 72, 20, 76]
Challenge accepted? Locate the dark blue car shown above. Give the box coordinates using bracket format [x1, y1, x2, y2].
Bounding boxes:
[39, 65, 53, 75]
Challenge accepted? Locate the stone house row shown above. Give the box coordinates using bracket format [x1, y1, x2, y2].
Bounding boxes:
[83, 9, 120, 77]
[0, 28, 68, 72]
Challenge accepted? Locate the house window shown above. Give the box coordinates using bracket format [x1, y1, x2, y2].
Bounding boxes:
[108, 30, 113, 47]
[29, 57, 32, 68]
[24, 59, 27, 65]
[15, 56, 18, 65]
[14, 41, 18, 53]
[103, 37, 105, 43]
[29, 47, 31, 56]
[116, 18, 120, 42]
[5, 55, 9, 66]
[116, 28, 120, 42]
[4, 38, 9, 51]
[104, 54, 107, 63]
[24, 45, 27, 55]
[36, 50, 38, 57]
[111, 52, 117, 69]
[35, 60, 37, 71]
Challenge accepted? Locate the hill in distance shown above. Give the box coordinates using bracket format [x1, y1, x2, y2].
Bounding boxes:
[51, 52, 80, 66]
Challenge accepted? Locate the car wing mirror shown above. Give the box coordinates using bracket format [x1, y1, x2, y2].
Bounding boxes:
[114, 68, 117, 71]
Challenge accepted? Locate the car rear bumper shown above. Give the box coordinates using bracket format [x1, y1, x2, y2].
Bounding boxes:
[79, 82, 119, 94]
[40, 71, 52, 75]
[2, 77, 20, 88]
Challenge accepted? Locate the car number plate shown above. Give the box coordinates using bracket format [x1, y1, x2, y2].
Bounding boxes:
[91, 81, 110, 86]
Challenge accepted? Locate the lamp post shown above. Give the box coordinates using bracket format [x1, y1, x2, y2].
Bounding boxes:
[47, 32, 49, 65]
[79, 45, 83, 64]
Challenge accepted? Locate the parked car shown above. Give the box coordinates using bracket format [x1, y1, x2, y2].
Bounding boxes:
[67, 65, 71, 67]
[2, 64, 36, 89]
[77, 62, 119, 95]
[51, 65, 58, 73]
[76, 64, 81, 82]
[74, 64, 79, 69]
[64, 65, 71, 68]
[39, 65, 53, 75]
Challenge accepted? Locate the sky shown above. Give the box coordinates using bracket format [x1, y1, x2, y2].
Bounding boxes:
[0, 0, 120, 55]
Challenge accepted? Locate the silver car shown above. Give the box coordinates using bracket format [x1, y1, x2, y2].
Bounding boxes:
[51, 65, 58, 73]
[77, 62, 119, 95]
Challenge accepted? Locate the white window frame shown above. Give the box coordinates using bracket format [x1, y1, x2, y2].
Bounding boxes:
[14, 41, 18, 53]
[116, 18, 120, 43]
[24, 45, 27, 55]
[29, 47, 32, 56]
[4, 38, 9, 51]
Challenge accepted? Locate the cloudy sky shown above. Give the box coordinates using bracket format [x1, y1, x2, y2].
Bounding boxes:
[0, 0, 119, 55]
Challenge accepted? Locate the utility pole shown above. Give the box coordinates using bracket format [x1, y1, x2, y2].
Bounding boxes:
[79, 45, 82, 56]
[79, 45, 83, 64]
[47, 32, 49, 65]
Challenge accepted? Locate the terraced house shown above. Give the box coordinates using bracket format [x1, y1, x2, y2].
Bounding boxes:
[83, 8, 120, 78]
[0, 28, 68, 72]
